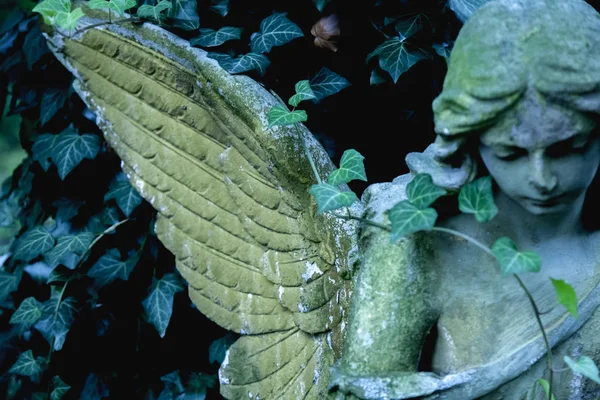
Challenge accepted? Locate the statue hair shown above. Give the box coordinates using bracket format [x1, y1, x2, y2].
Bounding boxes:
[408, 0, 600, 191]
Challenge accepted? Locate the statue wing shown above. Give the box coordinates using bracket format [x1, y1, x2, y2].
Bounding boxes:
[46, 14, 358, 399]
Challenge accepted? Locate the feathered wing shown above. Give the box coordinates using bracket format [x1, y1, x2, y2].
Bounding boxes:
[46, 13, 358, 399]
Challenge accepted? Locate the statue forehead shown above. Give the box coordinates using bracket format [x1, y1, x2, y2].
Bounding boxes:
[480, 90, 597, 148]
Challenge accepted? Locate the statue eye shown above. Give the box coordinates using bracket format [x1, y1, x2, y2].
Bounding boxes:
[546, 136, 591, 157]
[495, 147, 526, 161]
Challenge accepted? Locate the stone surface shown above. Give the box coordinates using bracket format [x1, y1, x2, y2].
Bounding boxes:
[45, 0, 600, 398]
[334, 0, 600, 398]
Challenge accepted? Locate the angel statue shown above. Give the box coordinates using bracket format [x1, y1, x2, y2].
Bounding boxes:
[42, 0, 600, 398]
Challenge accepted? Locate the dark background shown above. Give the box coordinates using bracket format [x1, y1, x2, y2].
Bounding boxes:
[3, 0, 600, 399]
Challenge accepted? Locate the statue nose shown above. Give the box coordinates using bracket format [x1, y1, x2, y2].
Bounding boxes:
[528, 151, 558, 194]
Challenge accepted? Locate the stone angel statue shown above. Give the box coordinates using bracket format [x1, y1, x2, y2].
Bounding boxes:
[44, 0, 600, 398]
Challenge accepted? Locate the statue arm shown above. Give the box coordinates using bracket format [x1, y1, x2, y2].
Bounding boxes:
[330, 227, 446, 399]
[331, 178, 472, 399]
[342, 228, 437, 374]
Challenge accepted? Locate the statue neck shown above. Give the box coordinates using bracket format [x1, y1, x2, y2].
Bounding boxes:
[494, 191, 585, 246]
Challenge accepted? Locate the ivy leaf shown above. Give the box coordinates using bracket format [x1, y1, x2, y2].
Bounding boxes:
[142, 273, 184, 338]
[168, 0, 200, 31]
[536, 379, 556, 400]
[0, 201, 17, 227]
[51, 130, 101, 180]
[551, 279, 579, 318]
[366, 38, 431, 83]
[23, 25, 51, 70]
[104, 173, 143, 217]
[208, 0, 228, 17]
[0, 272, 20, 302]
[190, 27, 242, 48]
[8, 350, 43, 382]
[32, 0, 70, 25]
[328, 149, 367, 186]
[288, 80, 316, 107]
[45, 232, 94, 268]
[433, 42, 452, 61]
[47, 265, 77, 285]
[250, 12, 304, 54]
[389, 200, 437, 242]
[448, 0, 492, 23]
[161, 370, 184, 388]
[160, 370, 185, 398]
[88, 0, 136, 17]
[266, 105, 307, 127]
[187, 372, 217, 394]
[406, 174, 447, 209]
[209, 333, 236, 364]
[35, 297, 78, 351]
[102, 206, 121, 227]
[184, 374, 216, 399]
[85, 213, 108, 235]
[370, 69, 386, 86]
[137, 0, 172, 22]
[491, 237, 541, 276]
[32, 134, 61, 171]
[207, 52, 271, 76]
[13, 226, 55, 262]
[88, 248, 138, 287]
[458, 176, 498, 223]
[313, 0, 329, 12]
[308, 183, 358, 214]
[55, 8, 85, 30]
[309, 67, 350, 101]
[10, 297, 43, 326]
[564, 356, 600, 384]
[51, 376, 71, 400]
[394, 14, 431, 41]
[54, 198, 84, 222]
[81, 373, 109, 400]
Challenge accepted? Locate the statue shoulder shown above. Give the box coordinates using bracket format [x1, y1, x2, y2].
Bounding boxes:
[362, 173, 412, 221]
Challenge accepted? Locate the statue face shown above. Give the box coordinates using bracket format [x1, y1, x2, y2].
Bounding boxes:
[478, 92, 600, 216]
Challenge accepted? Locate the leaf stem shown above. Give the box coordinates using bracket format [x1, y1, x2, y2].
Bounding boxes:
[515, 274, 554, 398]
[431, 226, 554, 400]
[431, 227, 493, 256]
[332, 212, 391, 231]
[80, 218, 131, 265]
[47, 280, 69, 363]
[295, 123, 322, 185]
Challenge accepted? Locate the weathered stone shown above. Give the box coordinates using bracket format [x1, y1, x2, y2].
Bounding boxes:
[45, 0, 600, 398]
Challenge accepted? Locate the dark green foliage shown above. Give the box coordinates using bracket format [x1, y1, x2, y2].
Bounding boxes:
[8, 350, 44, 382]
[0, 0, 467, 398]
[9, 296, 42, 325]
[207, 51, 271, 76]
[104, 173, 143, 217]
[209, 333, 236, 365]
[50, 375, 71, 400]
[249, 12, 303, 54]
[169, 0, 200, 30]
[309, 67, 350, 101]
[142, 273, 184, 338]
[0, 4, 229, 398]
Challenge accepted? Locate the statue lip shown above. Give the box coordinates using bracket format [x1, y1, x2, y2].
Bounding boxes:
[523, 193, 566, 206]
